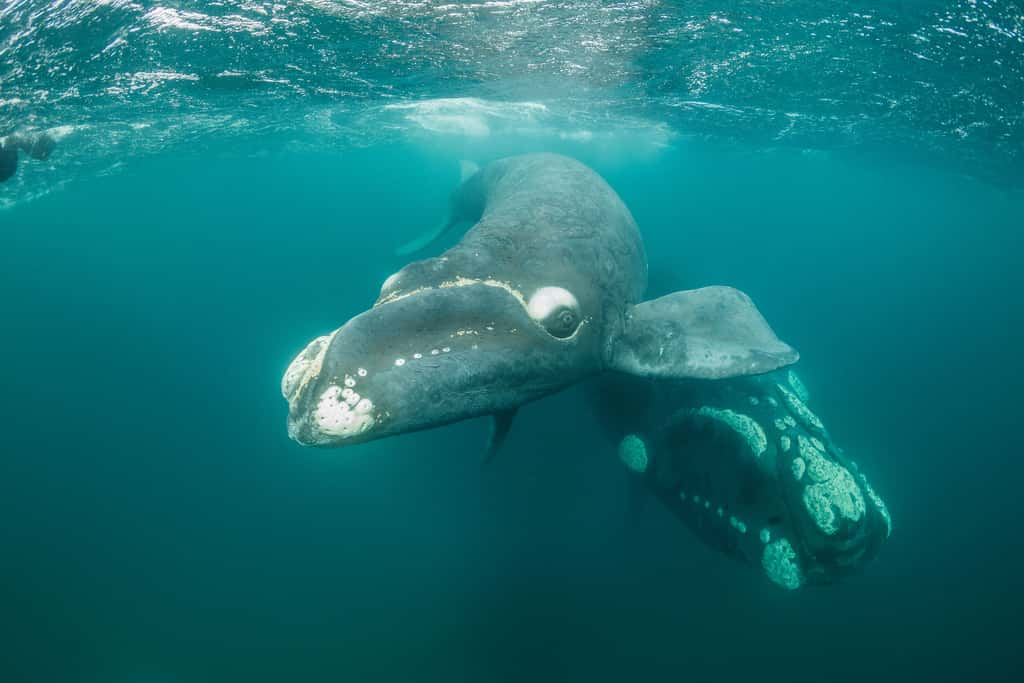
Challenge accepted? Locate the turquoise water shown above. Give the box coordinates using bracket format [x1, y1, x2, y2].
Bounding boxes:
[2, 3, 1023, 682]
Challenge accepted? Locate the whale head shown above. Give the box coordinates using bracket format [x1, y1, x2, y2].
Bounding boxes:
[614, 372, 891, 590]
[282, 278, 597, 447]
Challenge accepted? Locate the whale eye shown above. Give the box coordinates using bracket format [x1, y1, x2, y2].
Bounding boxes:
[527, 286, 581, 339]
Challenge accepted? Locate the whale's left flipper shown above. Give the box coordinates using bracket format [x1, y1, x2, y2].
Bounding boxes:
[609, 286, 799, 380]
[395, 160, 483, 256]
[482, 408, 518, 465]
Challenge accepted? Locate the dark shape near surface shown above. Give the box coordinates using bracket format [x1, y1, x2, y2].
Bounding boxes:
[0, 131, 57, 183]
[0, 144, 17, 183]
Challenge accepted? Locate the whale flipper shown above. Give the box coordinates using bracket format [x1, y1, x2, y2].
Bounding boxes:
[483, 408, 517, 464]
[394, 160, 482, 256]
[609, 286, 798, 380]
[395, 216, 459, 256]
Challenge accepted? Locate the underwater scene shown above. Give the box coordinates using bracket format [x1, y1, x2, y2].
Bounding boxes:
[1, 2, 1022, 682]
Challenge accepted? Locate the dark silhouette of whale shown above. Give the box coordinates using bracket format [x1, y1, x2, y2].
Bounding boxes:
[0, 131, 56, 183]
[598, 368, 891, 590]
[283, 153, 798, 452]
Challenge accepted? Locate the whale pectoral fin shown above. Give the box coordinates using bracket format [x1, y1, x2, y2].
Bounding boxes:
[482, 408, 518, 464]
[395, 216, 460, 256]
[394, 160, 481, 256]
[609, 286, 799, 380]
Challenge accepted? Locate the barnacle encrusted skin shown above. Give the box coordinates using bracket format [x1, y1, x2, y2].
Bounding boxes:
[618, 434, 649, 474]
[776, 382, 824, 433]
[762, 538, 804, 590]
[695, 406, 767, 458]
[798, 436, 866, 535]
[791, 456, 805, 480]
[787, 369, 810, 403]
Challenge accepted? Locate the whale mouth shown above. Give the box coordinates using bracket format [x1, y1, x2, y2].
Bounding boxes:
[283, 282, 588, 448]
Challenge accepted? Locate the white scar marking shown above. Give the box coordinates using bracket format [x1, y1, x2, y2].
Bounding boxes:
[357, 368, 367, 377]
[413, 353, 422, 359]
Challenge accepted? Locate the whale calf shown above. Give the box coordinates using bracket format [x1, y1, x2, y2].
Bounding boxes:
[283, 153, 799, 450]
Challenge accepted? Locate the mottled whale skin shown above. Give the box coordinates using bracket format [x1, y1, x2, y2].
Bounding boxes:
[283, 153, 798, 448]
[606, 369, 892, 590]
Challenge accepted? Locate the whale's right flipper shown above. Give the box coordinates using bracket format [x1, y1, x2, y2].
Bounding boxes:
[394, 160, 482, 256]
[609, 286, 799, 380]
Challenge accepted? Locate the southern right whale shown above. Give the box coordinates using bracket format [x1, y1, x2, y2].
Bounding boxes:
[282, 153, 799, 452]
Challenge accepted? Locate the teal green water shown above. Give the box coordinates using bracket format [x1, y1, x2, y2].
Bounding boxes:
[2, 2, 1024, 682]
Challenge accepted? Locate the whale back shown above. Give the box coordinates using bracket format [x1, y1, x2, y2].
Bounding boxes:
[381, 154, 647, 367]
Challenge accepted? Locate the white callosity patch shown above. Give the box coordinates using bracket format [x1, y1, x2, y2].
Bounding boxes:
[683, 490, 750, 535]
[862, 477, 893, 538]
[787, 369, 810, 403]
[759, 528, 771, 544]
[780, 435, 792, 453]
[618, 434, 648, 473]
[762, 538, 804, 590]
[314, 384, 375, 438]
[791, 456, 806, 480]
[776, 382, 824, 433]
[773, 414, 797, 433]
[798, 436, 866, 536]
[282, 333, 333, 402]
[695, 406, 767, 458]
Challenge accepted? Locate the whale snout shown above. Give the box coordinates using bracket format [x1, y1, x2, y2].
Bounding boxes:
[282, 331, 376, 446]
[282, 282, 591, 448]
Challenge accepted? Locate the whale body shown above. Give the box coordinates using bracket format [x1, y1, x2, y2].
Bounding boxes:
[283, 153, 798, 449]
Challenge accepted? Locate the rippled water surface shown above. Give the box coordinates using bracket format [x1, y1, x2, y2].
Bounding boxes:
[2, 0, 1022, 204]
